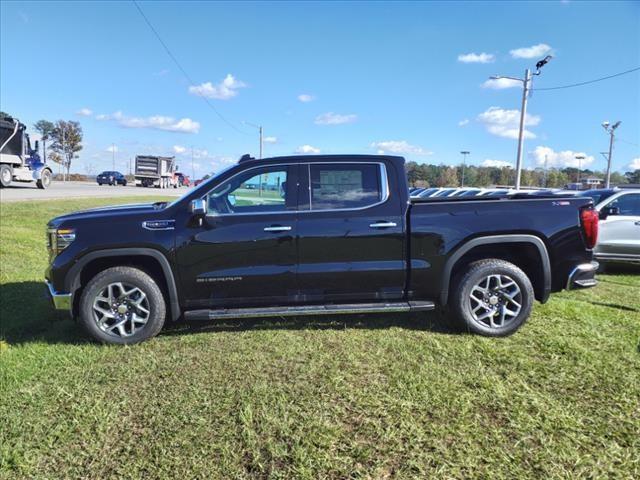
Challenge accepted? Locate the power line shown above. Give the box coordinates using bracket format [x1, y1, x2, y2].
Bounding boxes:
[132, 0, 249, 135]
[533, 66, 640, 91]
[617, 138, 640, 148]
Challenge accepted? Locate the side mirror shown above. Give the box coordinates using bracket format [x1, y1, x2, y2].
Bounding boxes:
[190, 198, 206, 216]
[228, 194, 236, 206]
[599, 206, 619, 220]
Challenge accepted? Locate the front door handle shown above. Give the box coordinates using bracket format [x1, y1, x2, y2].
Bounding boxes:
[264, 225, 292, 232]
[635, 221, 640, 226]
[369, 221, 398, 229]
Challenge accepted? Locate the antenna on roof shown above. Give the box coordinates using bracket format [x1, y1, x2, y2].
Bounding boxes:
[238, 154, 255, 163]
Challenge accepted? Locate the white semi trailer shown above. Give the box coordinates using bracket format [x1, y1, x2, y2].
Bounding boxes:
[134, 155, 178, 188]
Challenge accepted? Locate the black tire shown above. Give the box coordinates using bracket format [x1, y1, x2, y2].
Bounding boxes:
[79, 266, 166, 345]
[122, 180, 127, 186]
[449, 259, 534, 337]
[36, 169, 52, 189]
[0, 164, 12, 188]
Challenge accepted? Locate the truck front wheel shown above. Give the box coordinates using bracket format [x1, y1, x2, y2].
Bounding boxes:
[0, 164, 12, 188]
[449, 259, 533, 337]
[36, 169, 52, 189]
[79, 266, 167, 344]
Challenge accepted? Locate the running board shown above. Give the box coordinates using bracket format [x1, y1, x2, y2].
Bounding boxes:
[184, 301, 435, 321]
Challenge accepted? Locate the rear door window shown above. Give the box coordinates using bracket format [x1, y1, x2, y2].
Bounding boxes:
[309, 163, 384, 210]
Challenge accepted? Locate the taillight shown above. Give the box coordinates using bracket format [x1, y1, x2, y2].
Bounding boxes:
[580, 208, 599, 249]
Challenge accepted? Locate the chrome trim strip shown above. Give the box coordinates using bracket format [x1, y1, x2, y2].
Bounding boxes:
[369, 222, 398, 228]
[263, 226, 292, 232]
[46, 280, 72, 311]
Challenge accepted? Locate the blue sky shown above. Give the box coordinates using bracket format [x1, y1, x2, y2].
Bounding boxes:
[1, 1, 639, 176]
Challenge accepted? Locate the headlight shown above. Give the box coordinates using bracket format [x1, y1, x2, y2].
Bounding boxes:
[47, 228, 76, 255]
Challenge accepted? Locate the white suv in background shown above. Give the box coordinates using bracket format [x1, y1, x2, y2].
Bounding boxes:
[592, 189, 640, 265]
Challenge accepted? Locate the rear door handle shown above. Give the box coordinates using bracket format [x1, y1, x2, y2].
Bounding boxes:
[369, 221, 398, 229]
[264, 225, 292, 232]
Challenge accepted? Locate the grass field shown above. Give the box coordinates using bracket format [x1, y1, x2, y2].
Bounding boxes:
[1, 197, 639, 479]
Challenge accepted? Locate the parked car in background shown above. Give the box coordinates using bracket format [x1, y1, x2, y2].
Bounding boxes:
[194, 173, 213, 187]
[576, 188, 619, 205]
[97, 171, 127, 186]
[175, 172, 191, 187]
[590, 189, 640, 265]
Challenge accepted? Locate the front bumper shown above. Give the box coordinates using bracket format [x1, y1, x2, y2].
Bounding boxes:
[46, 280, 72, 311]
[566, 261, 599, 290]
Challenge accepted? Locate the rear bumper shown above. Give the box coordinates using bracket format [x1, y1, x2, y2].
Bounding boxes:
[566, 261, 599, 290]
[46, 280, 72, 312]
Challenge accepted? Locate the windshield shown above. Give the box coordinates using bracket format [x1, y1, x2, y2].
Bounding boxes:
[166, 163, 237, 208]
[578, 190, 616, 205]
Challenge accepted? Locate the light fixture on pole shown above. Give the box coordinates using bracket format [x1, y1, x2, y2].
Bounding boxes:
[575, 155, 586, 184]
[460, 151, 470, 187]
[601, 120, 621, 188]
[489, 55, 552, 190]
[243, 121, 263, 159]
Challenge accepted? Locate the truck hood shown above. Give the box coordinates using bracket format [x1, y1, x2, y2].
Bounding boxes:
[48, 203, 164, 227]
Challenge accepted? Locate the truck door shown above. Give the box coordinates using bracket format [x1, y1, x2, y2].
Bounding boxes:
[296, 161, 406, 303]
[175, 163, 299, 309]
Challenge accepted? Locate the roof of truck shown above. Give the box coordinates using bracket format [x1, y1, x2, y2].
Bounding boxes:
[239, 154, 404, 164]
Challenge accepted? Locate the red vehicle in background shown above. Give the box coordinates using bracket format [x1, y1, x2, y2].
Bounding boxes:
[175, 172, 191, 187]
[194, 173, 213, 187]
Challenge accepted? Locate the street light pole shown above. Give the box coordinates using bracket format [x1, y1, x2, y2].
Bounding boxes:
[243, 122, 263, 159]
[575, 155, 585, 185]
[460, 151, 470, 187]
[602, 121, 621, 188]
[488, 55, 552, 190]
[112, 143, 115, 171]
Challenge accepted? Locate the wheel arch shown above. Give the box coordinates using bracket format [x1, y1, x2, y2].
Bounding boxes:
[440, 234, 551, 306]
[66, 248, 181, 321]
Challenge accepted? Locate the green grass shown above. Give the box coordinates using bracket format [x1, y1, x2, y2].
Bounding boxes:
[1, 197, 639, 479]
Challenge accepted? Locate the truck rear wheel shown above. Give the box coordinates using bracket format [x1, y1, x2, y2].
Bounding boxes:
[449, 259, 533, 337]
[0, 164, 12, 187]
[79, 266, 166, 344]
[36, 169, 52, 189]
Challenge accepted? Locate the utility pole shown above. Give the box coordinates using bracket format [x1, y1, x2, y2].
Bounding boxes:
[489, 55, 552, 190]
[243, 122, 263, 159]
[575, 155, 585, 185]
[460, 151, 470, 187]
[543, 154, 548, 188]
[112, 143, 116, 171]
[191, 146, 195, 179]
[602, 121, 621, 188]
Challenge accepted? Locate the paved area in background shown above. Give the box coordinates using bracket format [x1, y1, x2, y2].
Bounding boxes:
[0, 181, 186, 202]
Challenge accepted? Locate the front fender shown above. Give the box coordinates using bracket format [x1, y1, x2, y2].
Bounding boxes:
[31, 163, 52, 180]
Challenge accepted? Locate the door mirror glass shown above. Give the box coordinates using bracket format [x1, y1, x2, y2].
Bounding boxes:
[599, 206, 619, 219]
[190, 198, 206, 216]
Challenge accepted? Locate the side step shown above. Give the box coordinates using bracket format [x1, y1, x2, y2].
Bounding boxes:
[184, 301, 435, 322]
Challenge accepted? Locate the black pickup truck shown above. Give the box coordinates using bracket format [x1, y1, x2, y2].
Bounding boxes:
[46, 155, 599, 344]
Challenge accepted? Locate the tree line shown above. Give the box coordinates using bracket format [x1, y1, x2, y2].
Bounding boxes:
[1, 111, 83, 181]
[405, 161, 640, 188]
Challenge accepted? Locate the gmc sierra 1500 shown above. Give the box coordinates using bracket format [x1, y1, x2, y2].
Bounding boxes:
[46, 155, 599, 344]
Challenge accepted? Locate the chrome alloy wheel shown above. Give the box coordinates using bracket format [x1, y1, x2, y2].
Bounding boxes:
[92, 282, 150, 338]
[468, 274, 522, 329]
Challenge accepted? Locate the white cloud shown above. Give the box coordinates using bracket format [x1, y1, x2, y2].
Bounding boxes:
[627, 157, 640, 170]
[297, 94, 315, 102]
[510, 43, 552, 59]
[295, 145, 321, 154]
[263, 136, 278, 144]
[106, 145, 119, 153]
[477, 106, 540, 140]
[188, 74, 247, 100]
[458, 119, 469, 127]
[96, 111, 200, 134]
[482, 78, 521, 89]
[482, 159, 513, 168]
[315, 112, 357, 125]
[370, 140, 432, 156]
[173, 145, 187, 154]
[458, 52, 495, 64]
[530, 146, 594, 168]
[76, 108, 93, 117]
